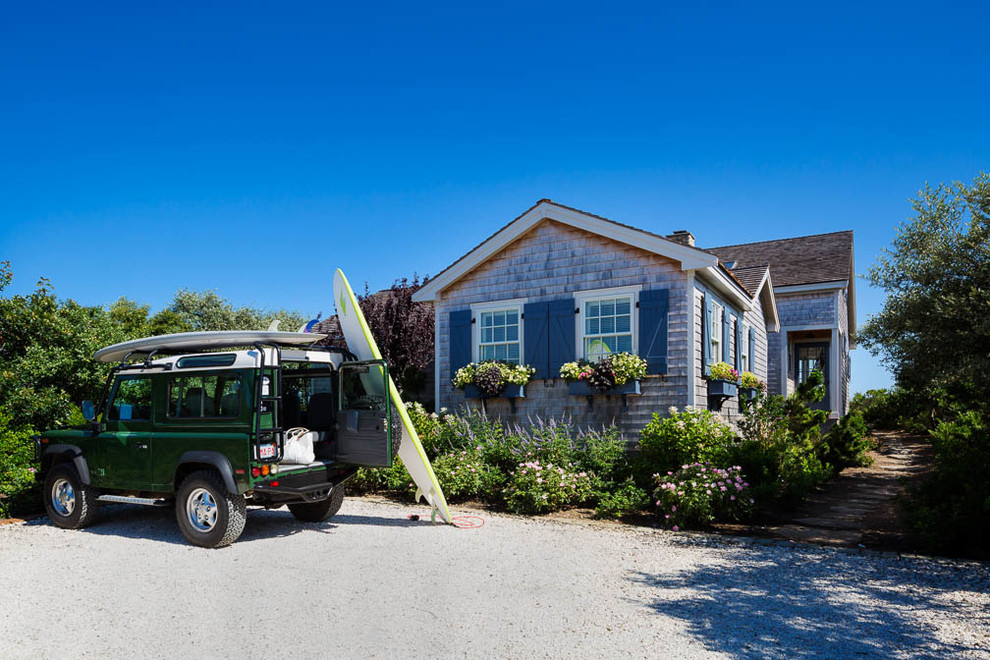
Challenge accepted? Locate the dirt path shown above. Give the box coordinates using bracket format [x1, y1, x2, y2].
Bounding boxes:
[724, 431, 933, 551]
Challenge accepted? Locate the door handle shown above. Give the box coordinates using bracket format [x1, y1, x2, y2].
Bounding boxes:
[136, 443, 149, 450]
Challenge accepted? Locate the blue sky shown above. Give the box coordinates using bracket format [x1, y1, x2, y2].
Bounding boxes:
[2, 2, 988, 394]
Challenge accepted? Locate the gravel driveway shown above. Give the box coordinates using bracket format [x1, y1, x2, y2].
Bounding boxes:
[1, 497, 988, 659]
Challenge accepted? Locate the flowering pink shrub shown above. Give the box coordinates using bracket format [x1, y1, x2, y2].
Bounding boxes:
[504, 458, 593, 514]
[654, 462, 754, 529]
[432, 446, 492, 502]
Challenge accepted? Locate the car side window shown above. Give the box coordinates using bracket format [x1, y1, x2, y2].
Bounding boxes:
[108, 378, 153, 421]
[168, 374, 242, 418]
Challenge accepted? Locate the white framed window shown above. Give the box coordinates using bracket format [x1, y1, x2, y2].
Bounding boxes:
[709, 302, 724, 361]
[575, 285, 640, 361]
[471, 299, 525, 364]
[741, 323, 751, 371]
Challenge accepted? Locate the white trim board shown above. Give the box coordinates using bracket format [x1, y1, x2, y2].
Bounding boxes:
[774, 281, 848, 294]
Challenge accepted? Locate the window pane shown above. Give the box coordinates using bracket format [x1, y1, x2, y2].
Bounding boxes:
[587, 302, 599, 317]
[493, 311, 505, 327]
[481, 313, 493, 327]
[494, 326, 505, 342]
[616, 315, 630, 332]
[616, 299, 630, 315]
[507, 344, 520, 361]
[601, 317, 615, 333]
[495, 344, 507, 360]
[617, 335, 633, 353]
[506, 325, 518, 341]
[481, 345, 495, 361]
[506, 311, 518, 324]
[601, 300, 615, 316]
[217, 377, 241, 416]
[482, 328, 493, 343]
[587, 318, 599, 334]
[110, 378, 153, 421]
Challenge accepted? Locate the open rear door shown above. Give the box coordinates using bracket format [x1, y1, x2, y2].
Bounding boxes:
[334, 360, 392, 467]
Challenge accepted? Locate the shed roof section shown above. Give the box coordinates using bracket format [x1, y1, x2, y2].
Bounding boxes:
[709, 231, 854, 288]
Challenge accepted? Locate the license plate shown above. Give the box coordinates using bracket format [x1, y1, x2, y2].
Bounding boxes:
[258, 443, 276, 459]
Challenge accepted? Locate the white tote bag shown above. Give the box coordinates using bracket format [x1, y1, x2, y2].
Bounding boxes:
[282, 427, 316, 464]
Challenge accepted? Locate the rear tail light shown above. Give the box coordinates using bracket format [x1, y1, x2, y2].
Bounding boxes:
[251, 467, 261, 478]
[269, 464, 279, 475]
[261, 465, 270, 476]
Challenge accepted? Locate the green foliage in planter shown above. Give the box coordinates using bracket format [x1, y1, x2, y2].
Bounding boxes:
[637, 407, 737, 479]
[708, 361, 739, 382]
[559, 352, 646, 390]
[740, 371, 764, 390]
[653, 463, 755, 529]
[452, 361, 535, 397]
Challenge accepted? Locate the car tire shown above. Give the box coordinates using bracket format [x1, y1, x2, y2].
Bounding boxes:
[288, 486, 345, 523]
[175, 470, 246, 548]
[44, 463, 100, 529]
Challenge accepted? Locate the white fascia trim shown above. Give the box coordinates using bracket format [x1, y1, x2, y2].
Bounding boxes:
[696, 266, 753, 312]
[433, 313, 441, 408]
[780, 322, 839, 332]
[774, 280, 848, 294]
[412, 201, 717, 302]
[469, 298, 528, 364]
[686, 272, 697, 409]
[757, 270, 780, 332]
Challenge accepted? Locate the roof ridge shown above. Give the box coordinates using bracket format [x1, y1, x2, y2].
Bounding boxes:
[710, 229, 853, 251]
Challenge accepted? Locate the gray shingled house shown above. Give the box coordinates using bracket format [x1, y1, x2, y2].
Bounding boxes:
[412, 200, 854, 435]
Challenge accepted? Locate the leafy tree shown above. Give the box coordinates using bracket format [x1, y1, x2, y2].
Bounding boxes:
[166, 289, 305, 333]
[860, 172, 990, 410]
[0, 262, 125, 430]
[358, 276, 434, 384]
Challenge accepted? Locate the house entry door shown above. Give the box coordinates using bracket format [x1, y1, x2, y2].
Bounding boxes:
[794, 342, 830, 411]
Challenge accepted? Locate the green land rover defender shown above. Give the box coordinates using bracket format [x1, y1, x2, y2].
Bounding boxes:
[35, 333, 396, 548]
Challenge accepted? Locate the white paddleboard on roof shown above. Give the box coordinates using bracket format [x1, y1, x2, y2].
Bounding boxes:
[333, 268, 452, 524]
[94, 330, 327, 363]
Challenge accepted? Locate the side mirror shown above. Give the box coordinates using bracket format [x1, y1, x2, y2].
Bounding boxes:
[82, 400, 96, 421]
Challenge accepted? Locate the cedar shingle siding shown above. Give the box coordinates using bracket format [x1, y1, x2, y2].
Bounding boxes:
[417, 200, 853, 433]
[434, 219, 689, 436]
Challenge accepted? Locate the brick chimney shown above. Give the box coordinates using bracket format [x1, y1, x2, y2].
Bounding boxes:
[666, 230, 695, 247]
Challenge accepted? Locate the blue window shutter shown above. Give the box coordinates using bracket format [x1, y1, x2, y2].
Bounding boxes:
[638, 289, 669, 375]
[749, 327, 756, 373]
[735, 319, 743, 371]
[448, 309, 472, 380]
[703, 295, 713, 370]
[547, 299, 576, 378]
[524, 302, 550, 379]
[722, 310, 731, 364]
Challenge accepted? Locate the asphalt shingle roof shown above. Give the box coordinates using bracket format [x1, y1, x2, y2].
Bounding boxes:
[708, 231, 854, 288]
[725, 264, 770, 296]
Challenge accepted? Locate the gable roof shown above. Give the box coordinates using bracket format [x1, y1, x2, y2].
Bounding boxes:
[727, 264, 770, 296]
[711, 231, 855, 342]
[708, 231, 854, 288]
[413, 199, 740, 303]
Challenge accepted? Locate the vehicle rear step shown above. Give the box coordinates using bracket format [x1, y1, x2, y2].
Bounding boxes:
[97, 495, 170, 507]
